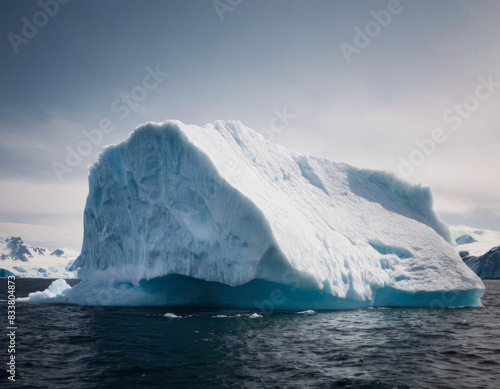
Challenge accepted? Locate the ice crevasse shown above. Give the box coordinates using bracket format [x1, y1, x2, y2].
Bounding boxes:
[42, 120, 484, 308]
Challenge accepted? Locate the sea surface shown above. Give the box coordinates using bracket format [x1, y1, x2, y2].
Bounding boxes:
[1, 278, 499, 389]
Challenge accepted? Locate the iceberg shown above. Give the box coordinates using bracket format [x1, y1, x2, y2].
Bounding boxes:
[37, 120, 483, 309]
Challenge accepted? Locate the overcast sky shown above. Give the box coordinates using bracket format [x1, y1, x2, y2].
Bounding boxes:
[1, 0, 499, 250]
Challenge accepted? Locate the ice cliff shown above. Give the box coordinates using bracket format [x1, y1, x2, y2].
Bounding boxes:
[56, 120, 483, 308]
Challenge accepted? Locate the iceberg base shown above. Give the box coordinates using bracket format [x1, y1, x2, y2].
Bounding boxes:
[24, 275, 484, 310]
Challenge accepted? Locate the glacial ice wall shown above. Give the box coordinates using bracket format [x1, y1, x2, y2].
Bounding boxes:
[66, 120, 483, 308]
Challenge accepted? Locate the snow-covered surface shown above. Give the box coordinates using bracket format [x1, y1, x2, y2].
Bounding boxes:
[0, 235, 78, 278]
[29, 120, 483, 308]
[450, 225, 500, 257]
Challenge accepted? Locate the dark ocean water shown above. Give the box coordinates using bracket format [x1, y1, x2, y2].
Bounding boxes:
[1, 278, 499, 389]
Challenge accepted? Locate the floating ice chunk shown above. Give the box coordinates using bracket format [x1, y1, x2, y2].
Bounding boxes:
[22, 278, 72, 303]
[297, 310, 316, 315]
[164, 313, 181, 318]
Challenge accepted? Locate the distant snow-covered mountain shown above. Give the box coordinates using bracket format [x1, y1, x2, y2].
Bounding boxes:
[450, 225, 500, 279]
[0, 235, 78, 278]
[450, 225, 500, 257]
